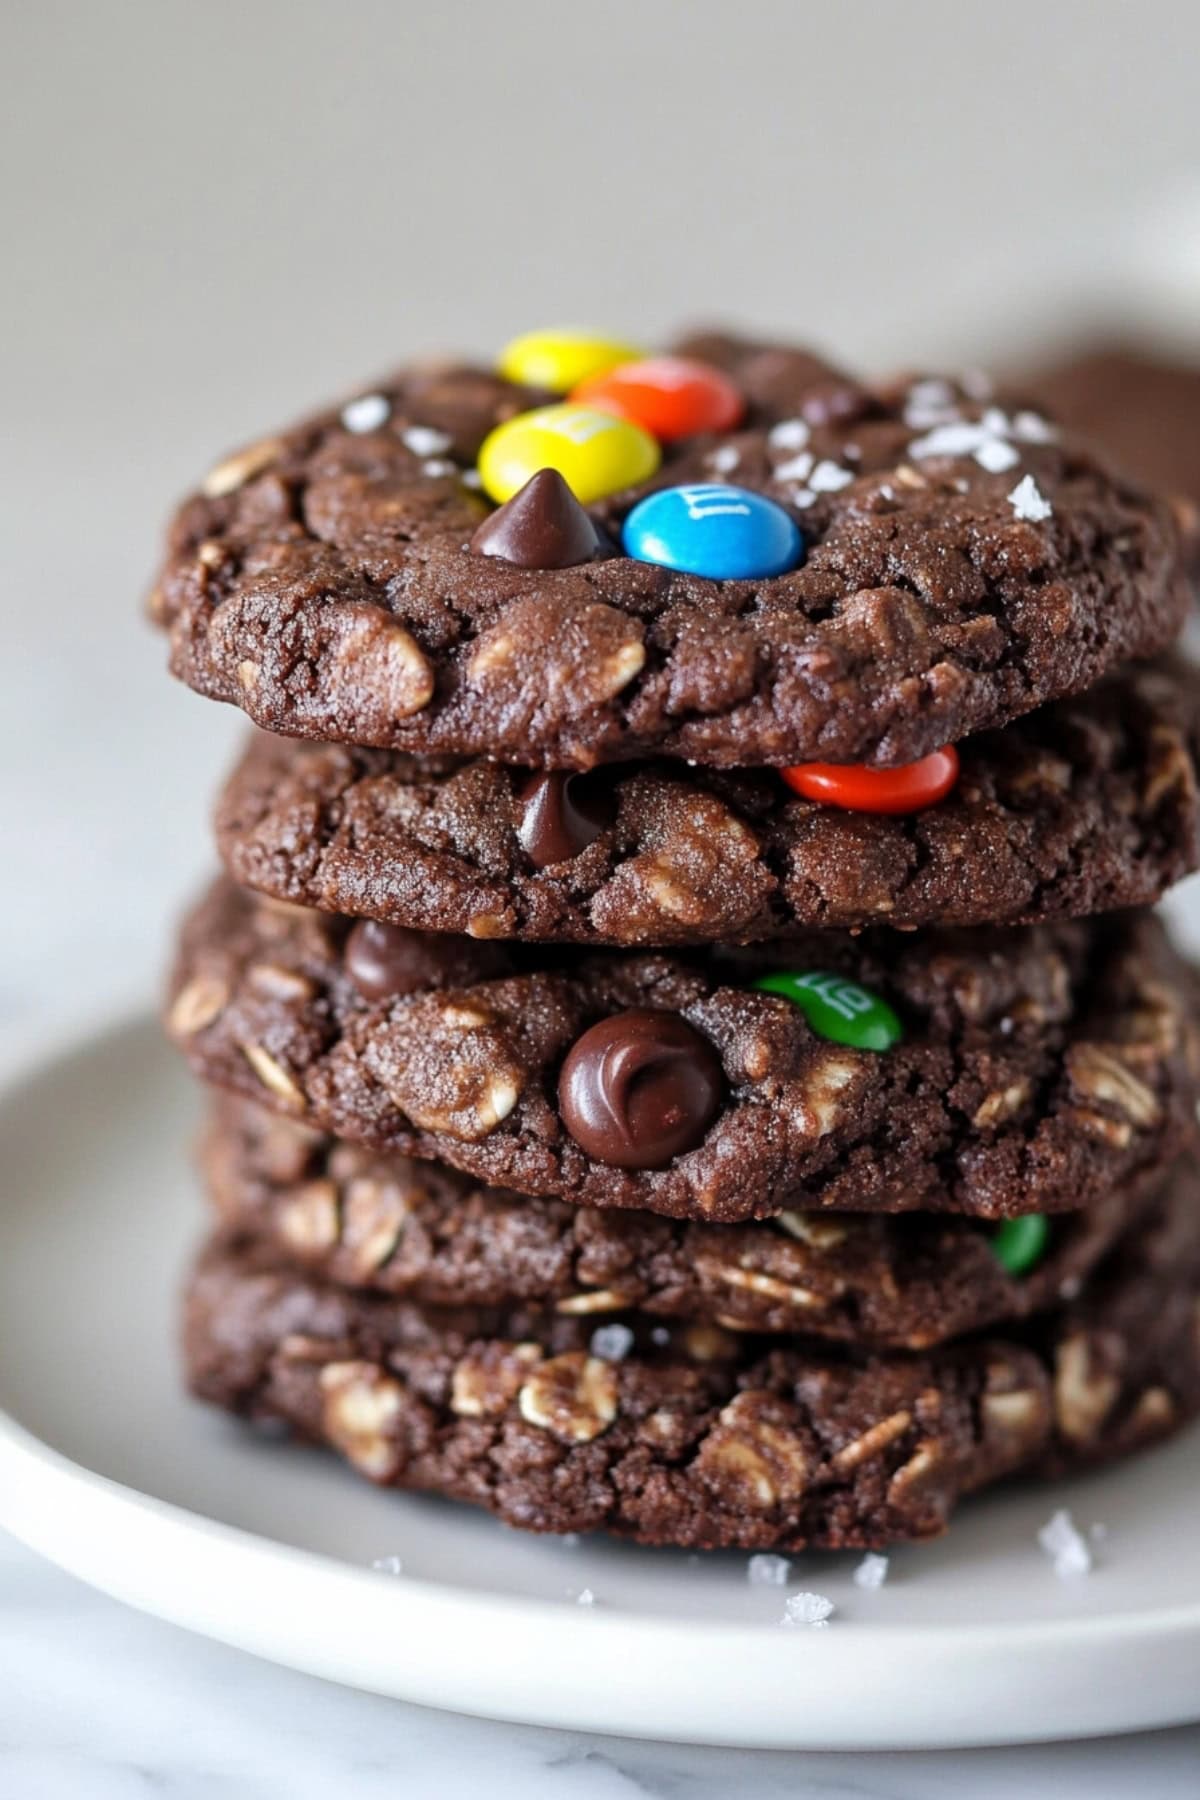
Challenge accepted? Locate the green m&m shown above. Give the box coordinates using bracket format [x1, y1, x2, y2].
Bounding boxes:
[990, 1215, 1049, 1275]
[753, 970, 903, 1052]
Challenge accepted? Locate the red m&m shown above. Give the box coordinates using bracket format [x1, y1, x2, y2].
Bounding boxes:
[781, 746, 960, 815]
[571, 356, 744, 442]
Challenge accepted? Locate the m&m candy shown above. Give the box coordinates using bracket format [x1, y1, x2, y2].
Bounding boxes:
[477, 405, 660, 505]
[497, 330, 642, 394]
[753, 970, 902, 1052]
[622, 483, 803, 580]
[571, 356, 745, 442]
[990, 1215, 1049, 1275]
[780, 746, 960, 814]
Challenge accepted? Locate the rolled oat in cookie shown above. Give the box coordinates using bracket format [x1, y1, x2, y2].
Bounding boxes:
[182, 1175, 1200, 1552]
[201, 1093, 1190, 1350]
[150, 332, 1191, 771]
[167, 878, 1200, 1224]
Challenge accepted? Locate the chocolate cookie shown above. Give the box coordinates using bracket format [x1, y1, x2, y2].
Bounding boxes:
[149, 335, 1190, 771]
[168, 879, 1200, 1223]
[215, 665, 1200, 942]
[1028, 344, 1200, 522]
[202, 1093, 1180, 1349]
[183, 1178, 1200, 1551]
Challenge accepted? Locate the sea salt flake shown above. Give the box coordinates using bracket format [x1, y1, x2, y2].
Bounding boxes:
[909, 420, 992, 460]
[372, 1554, 405, 1576]
[809, 459, 854, 493]
[904, 378, 960, 429]
[975, 438, 1020, 473]
[422, 457, 457, 478]
[909, 412, 1022, 474]
[403, 424, 453, 457]
[905, 406, 959, 430]
[461, 468, 483, 489]
[1038, 1508, 1092, 1579]
[768, 418, 810, 452]
[707, 444, 741, 473]
[590, 1322, 634, 1362]
[1008, 473, 1053, 521]
[1013, 409, 1057, 443]
[853, 1552, 889, 1590]
[342, 393, 390, 433]
[650, 1325, 671, 1346]
[960, 368, 994, 401]
[907, 378, 953, 408]
[773, 451, 813, 483]
[747, 1553, 791, 1587]
[787, 487, 816, 508]
[781, 1590, 835, 1628]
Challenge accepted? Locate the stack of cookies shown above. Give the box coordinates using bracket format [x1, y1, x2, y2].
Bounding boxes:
[154, 328, 1200, 1552]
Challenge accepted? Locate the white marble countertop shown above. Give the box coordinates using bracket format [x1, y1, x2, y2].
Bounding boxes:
[3, 1527, 1198, 1798]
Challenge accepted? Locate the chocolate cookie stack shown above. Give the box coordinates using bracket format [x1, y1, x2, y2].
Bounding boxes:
[153, 329, 1200, 1551]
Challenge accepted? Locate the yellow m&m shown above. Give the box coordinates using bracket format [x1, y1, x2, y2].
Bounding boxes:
[477, 405, 660, 505]
[498, 329, 643, 395]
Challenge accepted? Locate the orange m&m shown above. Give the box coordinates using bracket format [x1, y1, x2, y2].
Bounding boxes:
[780, 746, 960, 815]
[570, 356, 744, 443]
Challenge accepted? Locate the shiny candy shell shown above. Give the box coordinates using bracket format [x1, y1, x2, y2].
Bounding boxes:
[571, 356, 745, 442]
[991, 1215, 1049, 1275]
[497, 330, 643, 394]
[477, 405, 660, 506]
[780, 746, 961, 814]
[622, 484, 803, 580]
[753, 970, 902, 1052]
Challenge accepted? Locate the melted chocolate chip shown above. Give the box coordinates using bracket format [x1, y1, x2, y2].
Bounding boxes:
[345, 920, 506, 1003]
[470, 468, 608, 568]
[515, 770, 616, 867]
[557, 1009, 724, 1169]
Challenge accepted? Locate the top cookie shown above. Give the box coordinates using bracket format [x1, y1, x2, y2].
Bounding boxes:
[150, 329, 1191, 771]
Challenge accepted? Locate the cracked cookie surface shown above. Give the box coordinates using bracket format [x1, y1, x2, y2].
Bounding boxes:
[150, 333, 1191, 771]
[168, 879, 1200, 1223]
[215, 664, 1200, 942]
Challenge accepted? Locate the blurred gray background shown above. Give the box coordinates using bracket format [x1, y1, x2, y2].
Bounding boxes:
[3, 0, 1199, 1034]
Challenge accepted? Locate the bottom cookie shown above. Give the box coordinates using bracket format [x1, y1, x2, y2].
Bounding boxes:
[184, 1181, 1200, 1551]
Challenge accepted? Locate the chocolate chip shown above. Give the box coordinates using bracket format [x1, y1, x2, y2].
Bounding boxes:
[344, 921, 436, 1002]
[515, 770, 616, 867]
[470, 469, 608, 568]
[557, 1009, 724, 1169]
[345, 920, 506, 1002]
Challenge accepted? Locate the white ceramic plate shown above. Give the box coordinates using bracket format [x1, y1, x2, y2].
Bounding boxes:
[2, 1010, 1200, 1750]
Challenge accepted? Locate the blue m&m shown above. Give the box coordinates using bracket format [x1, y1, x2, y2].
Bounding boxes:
[621, 484, 804, 580]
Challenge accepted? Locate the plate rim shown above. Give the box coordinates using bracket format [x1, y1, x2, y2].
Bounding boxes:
[3, 1003, 1200, 1748]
